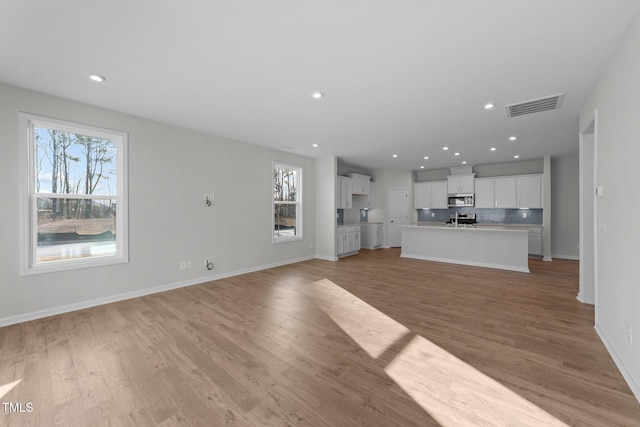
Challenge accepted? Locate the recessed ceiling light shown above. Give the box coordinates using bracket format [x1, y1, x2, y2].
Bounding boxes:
[509, 136, 517, 141]
[392, 154, 398, 158]
[454, 152, 460, 156]
[514, 155, 520, 159]
[462, 161, 467, 164]
[89, 74, 106, 82]
[443, 147, 449, 151]
[490, 147, 497, 151]
[423, 156, 429, 160]
[312, 143, 319, 148]
[312, 92, 323, 99]
[484, 103, 495, 109]
[420, 166, 425, 169]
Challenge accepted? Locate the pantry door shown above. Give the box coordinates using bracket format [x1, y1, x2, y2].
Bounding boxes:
[388, 187, 408, 247]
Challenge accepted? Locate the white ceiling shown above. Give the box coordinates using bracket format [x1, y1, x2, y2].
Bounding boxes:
[2, 1, 639, 171]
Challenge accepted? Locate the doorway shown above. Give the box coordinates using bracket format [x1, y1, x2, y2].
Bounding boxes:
[387, 188, 408, 247]
[579, 111, 597, 307]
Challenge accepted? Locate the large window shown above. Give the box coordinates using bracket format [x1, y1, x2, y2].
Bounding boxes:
[19, 113, 128, 274]
[273, 162, 302, 243]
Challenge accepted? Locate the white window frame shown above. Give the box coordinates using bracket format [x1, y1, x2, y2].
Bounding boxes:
[272, 162, 303, 243]
[19, 112, 129, 275]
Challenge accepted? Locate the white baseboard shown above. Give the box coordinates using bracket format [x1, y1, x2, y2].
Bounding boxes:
[595, 323, 640, 404]
[0, 255, 315, 328]
[315, 254, 338, 261]
[552, 253, 580, 260]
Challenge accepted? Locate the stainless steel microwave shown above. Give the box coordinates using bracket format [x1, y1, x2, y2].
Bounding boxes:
[448, 193, 474, 207]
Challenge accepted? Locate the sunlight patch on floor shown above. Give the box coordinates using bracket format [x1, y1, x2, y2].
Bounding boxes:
[312, 279, 568, 426]
[385, 335, 567, 426]
[0, 379, 21, 400]
[310, 278, 410, 358]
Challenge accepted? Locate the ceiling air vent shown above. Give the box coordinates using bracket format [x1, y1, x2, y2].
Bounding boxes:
[505, 93, 565, 118]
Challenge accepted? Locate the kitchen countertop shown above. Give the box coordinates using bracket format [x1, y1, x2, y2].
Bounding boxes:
[416, 222, 542, 230]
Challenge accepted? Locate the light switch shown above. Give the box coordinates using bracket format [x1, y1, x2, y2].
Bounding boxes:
[599, 219, 607, 232]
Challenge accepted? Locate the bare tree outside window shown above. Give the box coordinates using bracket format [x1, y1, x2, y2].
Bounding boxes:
[20, 112, 128, 274]
[273, 163, 302, 242]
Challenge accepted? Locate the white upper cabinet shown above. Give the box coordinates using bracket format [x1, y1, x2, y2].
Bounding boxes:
[336, 176, 353, 209]
[347, 173, 371, 195]
[431, 181, 449, 209]
[474, 178, 494, 208]
[447, 174, 475, 194]
[414, 181, 448, 209]
[367, 182, 376, 209]
[414, 182, 431, 209]
[473, 174, 542, 209]
[517, 175, 542, 208]
[495, 177, 517, 208]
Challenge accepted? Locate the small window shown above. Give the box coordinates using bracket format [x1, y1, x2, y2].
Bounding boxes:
[273, 162, 302, 243]
[19, 113, 128, 274]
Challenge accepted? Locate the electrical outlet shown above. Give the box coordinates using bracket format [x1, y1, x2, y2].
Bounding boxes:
[431, 212, 435, 218]
[186, 260, 191, 269]
[628, 325, 633, 344]
[179, 261, 186, 270]
[522, 212, 527, 219]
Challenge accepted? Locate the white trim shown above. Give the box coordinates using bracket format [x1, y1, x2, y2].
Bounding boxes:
[400, 253, 530, 273]
[18, 112, 129, 275]
[315, 254, 338, 262]
[551, 254, 580, 260]
[0, 255, 314, 328]
[272, 161, 303, 244]
[595, 323, 640, 404]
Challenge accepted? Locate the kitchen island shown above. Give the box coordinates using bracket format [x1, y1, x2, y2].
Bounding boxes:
[399, 224, 530, 273]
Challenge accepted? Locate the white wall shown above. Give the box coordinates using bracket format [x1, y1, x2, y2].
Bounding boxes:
[473, 159, 543, 178]
[551, 156, 579, 259]
[315, 156, 337, 260]
[580, 12, 640, 401]
[370, 169, 413, 247]
[0, 83, 316, 325]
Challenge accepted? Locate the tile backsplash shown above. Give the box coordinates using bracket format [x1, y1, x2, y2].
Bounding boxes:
[417, 207, 543, 224]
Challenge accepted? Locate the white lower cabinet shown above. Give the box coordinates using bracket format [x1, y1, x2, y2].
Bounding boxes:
[361, 223, 383, 250]
[337, 225, 361, 257]
[528, 227, 542, 255]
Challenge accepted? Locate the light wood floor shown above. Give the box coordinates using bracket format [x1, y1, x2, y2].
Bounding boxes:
[1, 249, 639, 426]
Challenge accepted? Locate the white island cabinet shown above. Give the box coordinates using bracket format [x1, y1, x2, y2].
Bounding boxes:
[400, 224, 529, 273]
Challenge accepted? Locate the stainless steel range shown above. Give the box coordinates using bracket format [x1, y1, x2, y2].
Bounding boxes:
[446, 213, 477, 226]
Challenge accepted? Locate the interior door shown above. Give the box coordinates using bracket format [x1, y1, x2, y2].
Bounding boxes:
[388, 188, 408, 247]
